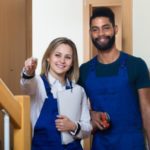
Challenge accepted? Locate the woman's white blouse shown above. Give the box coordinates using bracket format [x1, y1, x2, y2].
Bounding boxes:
[20, 73, 92, 139]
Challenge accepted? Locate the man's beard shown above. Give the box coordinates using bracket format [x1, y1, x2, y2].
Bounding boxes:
[91, 34, 115, 51]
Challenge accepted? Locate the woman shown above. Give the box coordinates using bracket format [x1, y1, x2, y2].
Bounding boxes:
[20, 37, 92, 150]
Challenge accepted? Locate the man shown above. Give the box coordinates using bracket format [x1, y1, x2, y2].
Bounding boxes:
[78, 7, 150, 150]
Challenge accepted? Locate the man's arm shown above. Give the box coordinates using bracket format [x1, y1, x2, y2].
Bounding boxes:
[138, 88, 150, 149]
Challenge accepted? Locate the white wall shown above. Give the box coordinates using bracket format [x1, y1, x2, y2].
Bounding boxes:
[133, 0, 150, 68]
[33, 0, 150, 73]
[32, 0, 83, 73]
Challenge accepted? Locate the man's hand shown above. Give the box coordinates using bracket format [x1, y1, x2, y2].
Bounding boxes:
[91, 111, 110, 133]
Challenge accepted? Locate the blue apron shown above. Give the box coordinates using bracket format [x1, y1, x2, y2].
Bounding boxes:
[32, 75, 83, 150]
[85, 54, 146, 150]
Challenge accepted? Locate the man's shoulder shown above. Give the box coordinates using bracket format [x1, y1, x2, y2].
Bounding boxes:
[78, 57, 96, 86]
[122, 51, 150, 89]
[121, 51, 145, 65]
[80, 57, 96, 70]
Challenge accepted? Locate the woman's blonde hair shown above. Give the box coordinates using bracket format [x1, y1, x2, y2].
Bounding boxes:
[41, 37, 79, 82]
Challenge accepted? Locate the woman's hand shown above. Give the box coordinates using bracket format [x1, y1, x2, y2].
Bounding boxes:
[24, 57, 38, 76]
[55, 115, 77, 132]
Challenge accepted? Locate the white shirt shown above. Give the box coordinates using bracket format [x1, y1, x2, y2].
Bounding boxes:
[20, 72, 92, 141]
[47, 73, 68, 99]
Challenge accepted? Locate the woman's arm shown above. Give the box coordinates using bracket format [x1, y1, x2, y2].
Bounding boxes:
[75, 88, 92, 139]
[20, 57, 38, 95]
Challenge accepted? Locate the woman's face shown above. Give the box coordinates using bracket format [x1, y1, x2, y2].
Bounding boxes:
[47, 43, 73, 80]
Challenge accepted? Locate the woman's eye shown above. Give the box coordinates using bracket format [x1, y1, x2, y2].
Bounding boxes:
[55, 54, 61, 57]
[65, 56, 71, 59]
[65, 54, 73, 60]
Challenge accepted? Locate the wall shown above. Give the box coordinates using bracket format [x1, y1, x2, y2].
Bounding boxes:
[33, 0, 150, 73]
[133, 0, 150, 68]
[32, 0, 83, 73]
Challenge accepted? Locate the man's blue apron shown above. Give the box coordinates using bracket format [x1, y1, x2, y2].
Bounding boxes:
[32, 75, 83, 150]
[85, 54, 146, 150]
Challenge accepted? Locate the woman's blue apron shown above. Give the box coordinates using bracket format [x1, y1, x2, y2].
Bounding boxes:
[32, 75, 83, 150]
[85, 54, 146, 150]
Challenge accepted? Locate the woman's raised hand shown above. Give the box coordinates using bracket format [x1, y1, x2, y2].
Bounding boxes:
[24, 57, 38, 76]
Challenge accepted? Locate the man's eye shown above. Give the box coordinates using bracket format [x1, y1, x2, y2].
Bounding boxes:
[103, 26, 111, 30]
[91, 28, 99, 32]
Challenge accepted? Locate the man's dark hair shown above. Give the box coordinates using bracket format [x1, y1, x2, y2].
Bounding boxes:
[90, 7, 115, 27]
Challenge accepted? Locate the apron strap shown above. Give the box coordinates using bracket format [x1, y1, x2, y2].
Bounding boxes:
[40, 74, 52, 97]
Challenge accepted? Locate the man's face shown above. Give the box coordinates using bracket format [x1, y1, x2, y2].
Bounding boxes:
[90, 17, 117, 51]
